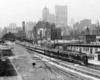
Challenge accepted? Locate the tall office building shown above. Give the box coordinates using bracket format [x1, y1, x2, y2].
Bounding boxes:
[70, 18, 74, 29]
[47, 14, 56, 24]
[55, 5, 67, 26]
[42, 6, 49, 22]
[25, 21, 36, 39]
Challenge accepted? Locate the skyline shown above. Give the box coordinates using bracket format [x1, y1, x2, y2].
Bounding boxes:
[0, 0, 100, 28]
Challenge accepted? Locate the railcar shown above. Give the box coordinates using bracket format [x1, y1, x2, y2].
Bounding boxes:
[44, 47, 50, 56]
[29, 46, 36, 51]
[49, 49, 59, 58]
[23, 43, 88, 66]
[46, 48, 88, 65]
[59, 51, 88, 65]
[35, 46, 88, 66]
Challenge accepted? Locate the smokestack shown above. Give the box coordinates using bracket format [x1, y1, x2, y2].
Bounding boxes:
[22, 21, 25, 32]
[22, 21, 26, 38]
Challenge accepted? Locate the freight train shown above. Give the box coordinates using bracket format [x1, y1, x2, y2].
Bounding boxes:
[26, 45, 88, 66]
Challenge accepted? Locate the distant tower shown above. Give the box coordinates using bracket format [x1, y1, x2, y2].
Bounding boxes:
[70, 18, 74, 29]
[42, 6, 49, 22]
[22, 21, 26, 37]
[55, 5, 68, 25]
[22, 21, 25, 32]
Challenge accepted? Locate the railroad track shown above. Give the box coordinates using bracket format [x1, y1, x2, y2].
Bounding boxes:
[88, 63, 100, 70]
[27, 46, 100, 70]
[18, 44, 100, 79]
[42, 62, 59, 80]
[51, 59, 100, 79]
[28, 46, 100, 70]
[30, 51, 100, 79]
[43, 61, 85, 80]
[32, 56, 64, 80]
[34, 57, 83, 80]
[52, 66, 84, 80]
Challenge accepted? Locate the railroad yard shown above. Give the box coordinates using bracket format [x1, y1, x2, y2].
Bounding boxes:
[0, 41, 98, 80]
[1, 1, 100, 80]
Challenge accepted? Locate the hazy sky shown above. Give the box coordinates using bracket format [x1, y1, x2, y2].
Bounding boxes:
[0, 0, 100, 28]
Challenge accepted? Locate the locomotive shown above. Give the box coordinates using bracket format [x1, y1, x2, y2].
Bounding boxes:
[27, 45, 88, 66]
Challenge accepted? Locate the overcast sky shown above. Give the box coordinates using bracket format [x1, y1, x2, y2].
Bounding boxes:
[0, 0, 100, 28]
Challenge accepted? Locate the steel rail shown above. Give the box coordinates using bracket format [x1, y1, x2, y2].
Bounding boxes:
[18, 43, 100, 79]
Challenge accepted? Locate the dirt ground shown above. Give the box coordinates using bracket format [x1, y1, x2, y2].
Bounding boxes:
[11, 44, 50, 80]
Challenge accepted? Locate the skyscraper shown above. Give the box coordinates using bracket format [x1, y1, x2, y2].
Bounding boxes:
[25, 21, 36, 39]
[47, 14, 56, 24]
[70, 18, 74, 29]
[55, 5, 67, 26]
[42, 6, 49, 22]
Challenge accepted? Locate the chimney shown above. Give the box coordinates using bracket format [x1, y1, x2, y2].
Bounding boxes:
[22, 21, 26, 38]
[22, 21, 25, 32]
